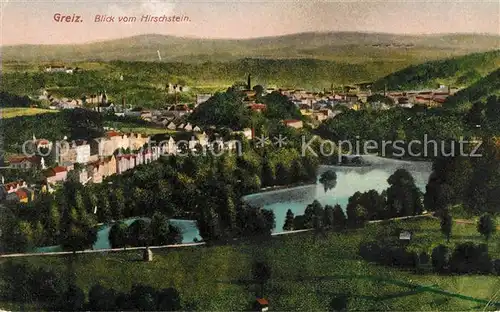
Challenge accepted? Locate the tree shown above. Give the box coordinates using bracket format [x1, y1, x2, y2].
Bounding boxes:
[150, 212, 183, 245]
[130, 284, 157, 311]
[477, 213, 496, 241]
[440, 209, 453, 242]
[319, 170, 337, 192]
[431, 244, 450, 273]
[109, 221, 128, 248]
[329, 294, 348, 312]
[332, 204, 347, 230]
[127, 219, 151, 247]
[252, 261, 271, 298]
[57, 284, 85, 311]
[346, 204, 367, 228]
[283, 209, 295, 231]
[88, 284, 117, 311]
[323, 205, 334, 229]
[157, 287, 181, 311]
[386, 169, 423, 217]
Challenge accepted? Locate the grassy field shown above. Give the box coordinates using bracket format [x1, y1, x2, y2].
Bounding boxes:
[0, 107, 58, 119]
[1, 217, 499, 311]
[104, 121, 178, 136]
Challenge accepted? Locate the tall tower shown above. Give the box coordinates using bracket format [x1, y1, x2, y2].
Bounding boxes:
[247, 74, 252, 90]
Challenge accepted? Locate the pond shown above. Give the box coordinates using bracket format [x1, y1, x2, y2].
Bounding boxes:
[36, 156, 432, 252]
[243, 156, 433, 233]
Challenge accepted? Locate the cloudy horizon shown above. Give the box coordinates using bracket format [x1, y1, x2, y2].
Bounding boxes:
[1, 0, 499, 46]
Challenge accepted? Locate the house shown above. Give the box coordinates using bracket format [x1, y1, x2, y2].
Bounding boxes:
[159, 137, 177, 155]
[312, 111, 328, 122]
[116, 154, 136, 174]
[184, 123, 193, 131]
[14, 189, 31, 203]
[253, 298, 269, 312]
[248, 103, 267, 113]
[193, 125, 202, 132]
[86, 155, 116, 183]
[282, 119, 303, 129]
[94, 131, 149, 156]
[46, 166, 69, 184]
[56, 139, 91, 165]
[196, 94, 212, 106]
[44, 65, 69, 73]
[0, 181, 28, 200]
[166, 121, 177, 130]
[233, 128, 253, 140]
[8, 155, 41, 170]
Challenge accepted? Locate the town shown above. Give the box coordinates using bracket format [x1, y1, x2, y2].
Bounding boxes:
[0, 7, 499, 309]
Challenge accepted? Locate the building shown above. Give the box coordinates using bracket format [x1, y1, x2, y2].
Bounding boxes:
[196, 94, 212, 106]
[7, 155, 41, 170]
[94, 131, 150, 156]
[116, 154, 136, 174]
[248, 103, 267, 113]
[253, 298, 269, 312]
[46, 166, 69, 184]
[56, 140, 91, 165]
[282, 119, 303, 129]
[0, 181, 28, 200]
[86, 156, 116, 183]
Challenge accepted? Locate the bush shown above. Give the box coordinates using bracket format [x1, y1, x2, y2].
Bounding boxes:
[57, 284, 85, 311]
[359, 241, 418, 268]
[88, 284, 117, 311]
[493, 259, 500, 276]
[431, 245, 451, 273]
[449, 242, 492, 274]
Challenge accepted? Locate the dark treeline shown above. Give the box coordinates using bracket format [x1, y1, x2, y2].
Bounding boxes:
[3, 108, 105, 153]
[372, 50, 500, 91]
[0, 91, 34, 108]
[0, 261, 184, 311]
[360, 241, 500, 276]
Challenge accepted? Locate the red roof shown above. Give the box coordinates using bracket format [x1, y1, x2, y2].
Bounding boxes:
[416, 96, 431, 100]
[433, 98, 446, 103]
[52, 166, 67, 173]
[256, 298, 269, 306]
[15, 189, 28, 200]
[248, 104, 267, 111]
[8, 155, 40, 164]
[3, 181, 25, 190]
[35, 139, 50, 145]
[283, 119, 301, 124]
[106, 131, 121, 137]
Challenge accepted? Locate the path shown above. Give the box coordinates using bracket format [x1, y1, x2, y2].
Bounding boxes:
[0, 214, 434, 259]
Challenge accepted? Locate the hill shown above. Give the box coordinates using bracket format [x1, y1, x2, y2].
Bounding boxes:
[371, 50, 500, 91]
[3, 32, 500, 63]
[444, 68, 500, 110]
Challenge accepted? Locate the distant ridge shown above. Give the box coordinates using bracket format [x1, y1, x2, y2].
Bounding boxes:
[3, 32, 500, 63]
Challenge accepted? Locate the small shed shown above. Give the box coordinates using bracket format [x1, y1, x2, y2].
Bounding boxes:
[253, 298, 269, 312]
[399, 230, 412, 241]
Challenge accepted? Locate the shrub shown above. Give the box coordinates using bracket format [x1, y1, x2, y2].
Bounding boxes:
[449, 242, 492, 274]
[431, 245, 450, 273]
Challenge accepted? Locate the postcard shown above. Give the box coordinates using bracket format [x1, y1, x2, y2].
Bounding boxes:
[0, 0, 499, 311]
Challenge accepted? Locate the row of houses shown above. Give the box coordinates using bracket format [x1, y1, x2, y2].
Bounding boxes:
[0, 180, 35, 203]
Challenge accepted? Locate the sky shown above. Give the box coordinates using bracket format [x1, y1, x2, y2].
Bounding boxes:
[0, 0, 499, 45]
